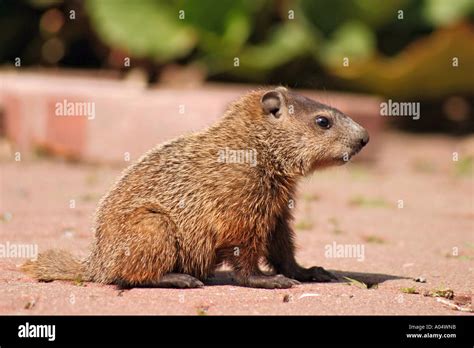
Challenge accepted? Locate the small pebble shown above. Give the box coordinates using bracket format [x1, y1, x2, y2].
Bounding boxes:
[63, 229, 75, 238]
[414, 277, 426, 283]
[24, 299, 36, 310]
[1, 212, 13, 222]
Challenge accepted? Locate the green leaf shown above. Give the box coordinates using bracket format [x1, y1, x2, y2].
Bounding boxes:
[321, 20, 376, 65]
[328, 25, 474, 98]
[85, 0, 197, 62]
[343, 276, 368, 289]
[236, 22, 317, 73]
[423, 0, 474, 26]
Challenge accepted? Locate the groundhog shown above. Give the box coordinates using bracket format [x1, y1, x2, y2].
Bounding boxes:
[22, 87, 369, 289]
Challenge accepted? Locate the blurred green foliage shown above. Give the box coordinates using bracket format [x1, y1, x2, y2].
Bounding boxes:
[83, 0, 474, 98]
[1, 0, 473, 101]
[86, 0, 197, 61]
[423, 0, 473, 25]
[86, 0, 263, 62]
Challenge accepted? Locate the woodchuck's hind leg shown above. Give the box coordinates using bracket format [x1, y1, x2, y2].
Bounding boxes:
[106, 205, 188, 288]
[137, 273, 204, 288]
[117, 274, 204, 289]
[239, 274, 300, 289]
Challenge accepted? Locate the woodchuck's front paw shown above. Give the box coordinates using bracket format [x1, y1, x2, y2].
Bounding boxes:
[293, 266, 338, 282]
[240, 275, 300, 289]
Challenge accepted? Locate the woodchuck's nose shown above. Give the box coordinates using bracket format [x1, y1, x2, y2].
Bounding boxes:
[360, 131, 369, 147]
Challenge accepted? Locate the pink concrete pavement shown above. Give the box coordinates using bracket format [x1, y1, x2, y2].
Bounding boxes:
[0, 131, 472, 315]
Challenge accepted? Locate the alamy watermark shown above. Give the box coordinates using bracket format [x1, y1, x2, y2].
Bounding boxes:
[380, 99, 420, 120]
[324, 241, 365, 262]
[0, 242, 38, 259]
[55, 99, 95, 120]
[217, 147, 257, 167]
[18, 322, 55, 341]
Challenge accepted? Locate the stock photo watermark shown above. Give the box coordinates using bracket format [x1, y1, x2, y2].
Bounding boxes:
[55, 99, 96, 120]
[324, 242, 365, 262]
[380, 99, 420, 120]
[217, 147, 258, 167]
[0, 242, 38, 259]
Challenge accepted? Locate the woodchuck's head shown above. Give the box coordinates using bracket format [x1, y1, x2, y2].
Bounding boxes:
[258, 86, 369, 175]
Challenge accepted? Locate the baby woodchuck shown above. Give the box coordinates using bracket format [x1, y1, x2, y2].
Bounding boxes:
[22, 87, 369, 289]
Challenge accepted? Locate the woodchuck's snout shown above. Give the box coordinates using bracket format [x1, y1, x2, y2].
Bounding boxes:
[337, 113, 370, 161]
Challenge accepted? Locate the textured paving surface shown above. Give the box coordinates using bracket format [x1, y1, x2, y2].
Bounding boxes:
[0, 132, 473, 315]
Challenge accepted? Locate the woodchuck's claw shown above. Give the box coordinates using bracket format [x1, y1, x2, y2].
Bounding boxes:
[307, 266, 338, 282]
[154, 273, 204, 288]
[181, 278, 205, 288]
[290, 278, 301, 286]
[292, 266, 338, 282]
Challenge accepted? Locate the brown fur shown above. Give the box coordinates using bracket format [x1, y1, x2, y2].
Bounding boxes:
[22, 87, 369, 288]
[21, 250, 85, 282]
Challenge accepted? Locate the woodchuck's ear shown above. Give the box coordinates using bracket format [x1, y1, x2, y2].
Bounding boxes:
[261, 88, 286, 118]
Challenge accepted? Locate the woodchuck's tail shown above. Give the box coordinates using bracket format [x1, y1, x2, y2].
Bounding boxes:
[21, 249, 88, 282]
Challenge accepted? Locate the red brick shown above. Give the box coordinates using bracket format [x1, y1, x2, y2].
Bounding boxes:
[0, 71, 384, 163]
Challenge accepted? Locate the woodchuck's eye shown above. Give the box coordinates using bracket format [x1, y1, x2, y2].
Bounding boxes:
[315, 116, 331, 129]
